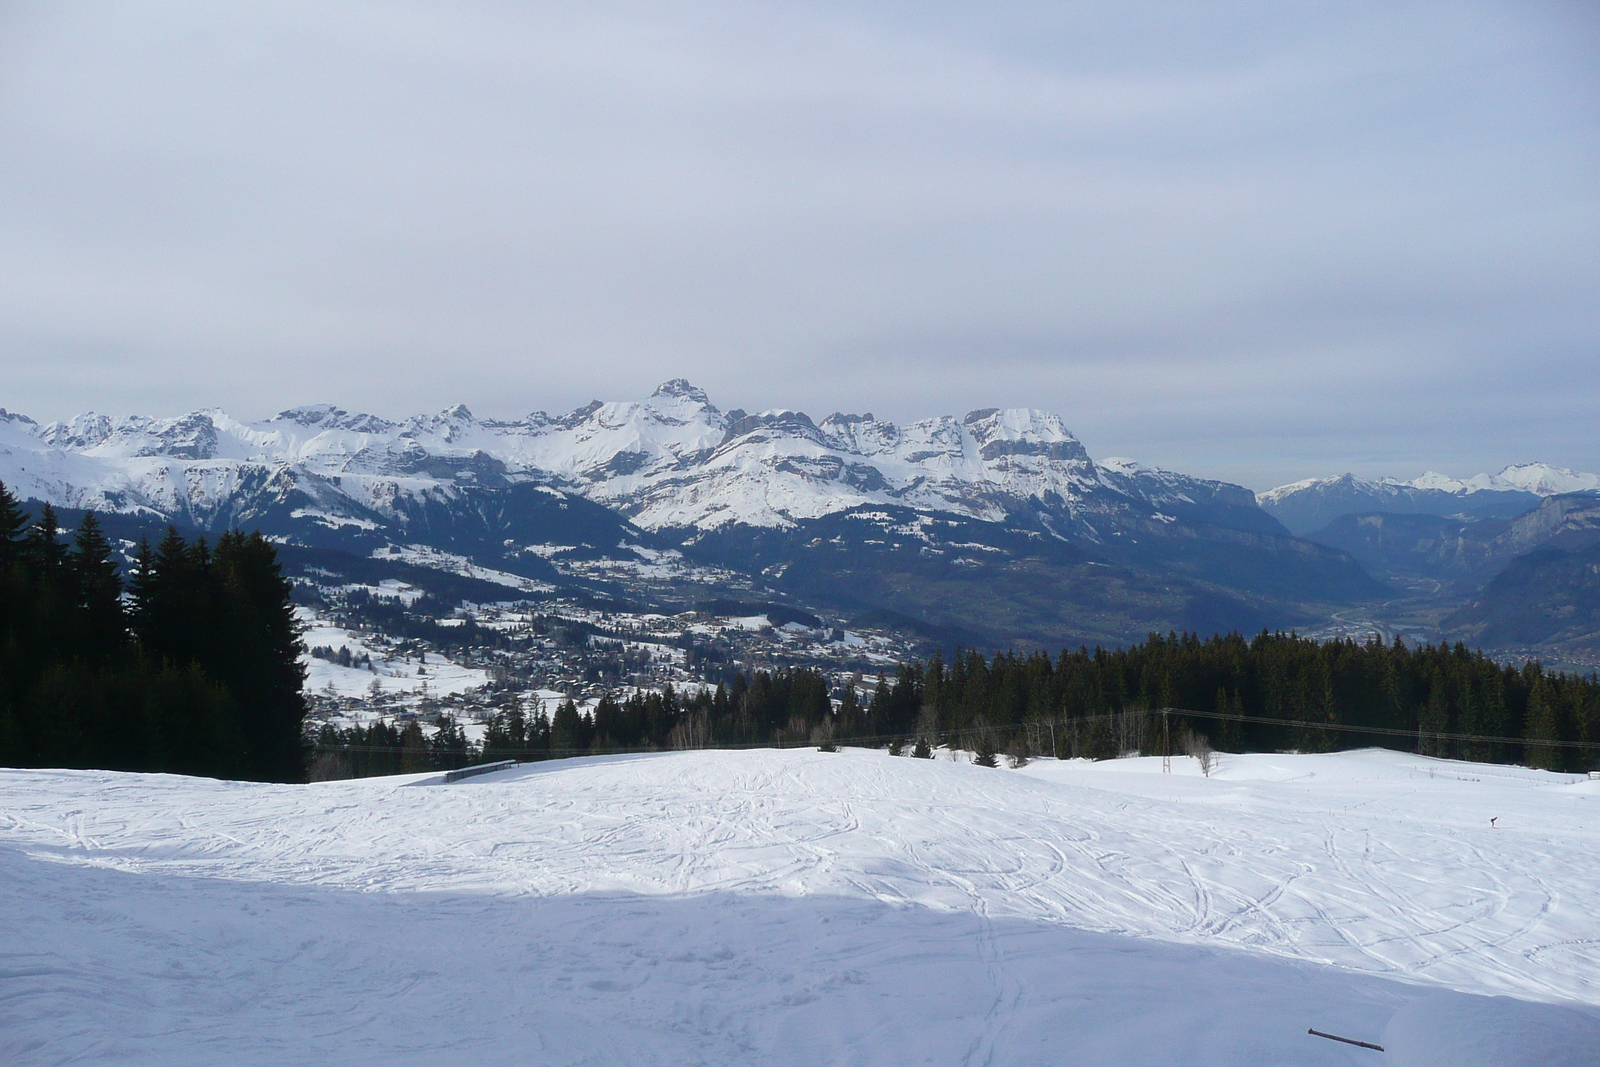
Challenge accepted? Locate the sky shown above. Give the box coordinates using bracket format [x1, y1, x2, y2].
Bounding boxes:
[1, 1, 1597, 490]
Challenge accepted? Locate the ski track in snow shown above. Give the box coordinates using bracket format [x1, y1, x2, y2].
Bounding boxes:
[3, 747, 1599, 1066]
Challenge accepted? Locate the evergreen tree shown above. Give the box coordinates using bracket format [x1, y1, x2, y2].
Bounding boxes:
[836, 683, 864, 740]
[0, 480, 27, 563]
[482, 696, 529, 763]
[23, 502, 68, 575]
[71, 513, 126, 658]
[400, 719, 431, 772]
[550, 698, 584, 754]
[431, 714, 470, 769]
[212, 531, 307, 781]
[1523, 677, 1560, 771]
[970, 716, 1000, 767]
[131, 527, 202, 665]
[0, 511, 307, 782]
[1419, 678, 1449, 758]
[125, 538, 155, 636]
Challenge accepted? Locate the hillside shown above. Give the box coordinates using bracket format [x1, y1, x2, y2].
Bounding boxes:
[4, 748, 1597, 1065]
[1447, 542, 1600, 664]
[1305, 494, 1600, 584]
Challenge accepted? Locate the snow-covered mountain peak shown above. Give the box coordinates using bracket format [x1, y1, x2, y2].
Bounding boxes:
[272, 405, 398, 435]
[1253, 477, 1318, 504]
[1493, 462, 1600, 496]
[499, 391, 1128, 531]
[35, 412, 116, 450]
[276, 404, 342, 426]
[650, 378, 713, 405]
[0, 411, 43, 454]
[0, 384, 1275, 540]
[1263, 464, 1600, 507]
[1257, 462, 1600, 535]
[505, 385, 728, 486]
[962, 407, 1089, 463]
[723, 409, 826, 447]
[397, 403, 486, 442]
[1408, 473, 1478, 495]
[962, 406, 1073, 439]
[817, 412, 903, 456]
[639, 380, 722, 426]
[34, 410, 225, 461]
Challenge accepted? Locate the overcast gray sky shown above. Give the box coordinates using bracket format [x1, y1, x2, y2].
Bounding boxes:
[2, 0, 1596, 488]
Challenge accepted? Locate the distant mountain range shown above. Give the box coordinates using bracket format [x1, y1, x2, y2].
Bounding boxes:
[3, 379, 1279, 540]
[1257, 465, 1599, 536]
[1294, 494, 1600, 583]
[1257, 467, 1600, 667]
[0, 381, 1385, 649]
[2, 382, 1594, 659]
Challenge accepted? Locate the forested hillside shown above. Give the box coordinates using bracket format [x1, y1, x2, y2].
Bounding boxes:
[0, 481, 305, 781]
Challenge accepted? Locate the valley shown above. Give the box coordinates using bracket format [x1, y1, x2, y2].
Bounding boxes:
[3, 384, 1597, 675]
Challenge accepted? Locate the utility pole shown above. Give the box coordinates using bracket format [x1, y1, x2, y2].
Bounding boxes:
[1162, 708, 1171, 774]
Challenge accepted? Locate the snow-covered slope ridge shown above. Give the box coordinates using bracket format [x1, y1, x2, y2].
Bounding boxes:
[0, 382, 1264, 535]
[1260, 466, 1599, 511]
[3, 748, 1597, 1066]
[1256, 465, 1600, 536]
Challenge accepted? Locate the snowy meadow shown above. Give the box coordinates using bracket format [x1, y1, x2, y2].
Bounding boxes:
[4, 747, 1598, 1065]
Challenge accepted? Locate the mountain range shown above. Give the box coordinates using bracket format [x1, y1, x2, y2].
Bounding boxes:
[1258, 467, 1600, 667]
[1257, 465, 1599, 536]
[3, 380, 1279, 540]
[3, 381, 1595, 658]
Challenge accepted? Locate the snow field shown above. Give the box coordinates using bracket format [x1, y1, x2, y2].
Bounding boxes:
[299, 611, 492, 700]
[3, 747, 1598, 1065]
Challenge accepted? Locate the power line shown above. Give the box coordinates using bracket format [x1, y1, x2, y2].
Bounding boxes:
[310, 703, 1600, 756]
[1164, 706, 1600, 752]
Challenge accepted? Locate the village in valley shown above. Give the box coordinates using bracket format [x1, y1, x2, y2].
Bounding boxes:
[297, 569, 918, 747]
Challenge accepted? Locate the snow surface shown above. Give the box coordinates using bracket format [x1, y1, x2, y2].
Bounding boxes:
[3, 747, 1597, 1065]
[298, 609, 492, 699]
[377, 544, 556, 596]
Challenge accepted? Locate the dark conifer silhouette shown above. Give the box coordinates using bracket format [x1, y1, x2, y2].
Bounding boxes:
[0, 482, 305, 781]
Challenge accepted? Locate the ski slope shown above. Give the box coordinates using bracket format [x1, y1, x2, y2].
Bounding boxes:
[3, 748, 1598, 1065]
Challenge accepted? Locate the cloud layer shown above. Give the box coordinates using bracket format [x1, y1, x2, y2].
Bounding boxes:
[2, 0, 1596, 487]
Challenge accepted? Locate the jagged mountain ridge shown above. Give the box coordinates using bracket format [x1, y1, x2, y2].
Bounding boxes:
[1, 380, 1281, 544]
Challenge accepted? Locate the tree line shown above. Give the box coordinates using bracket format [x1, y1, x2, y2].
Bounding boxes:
[889, 632, 1598, 771]
[312, 630, 1599, 777]
[310, 668, 837, 778]
[0, 482, 306, 781]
